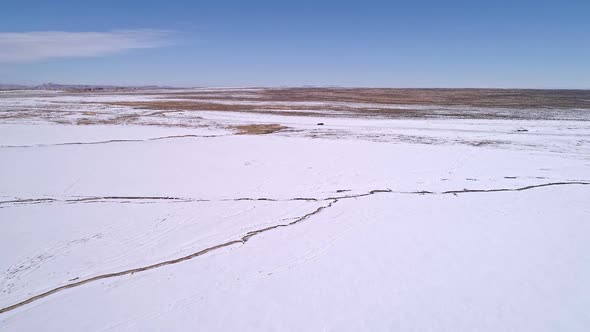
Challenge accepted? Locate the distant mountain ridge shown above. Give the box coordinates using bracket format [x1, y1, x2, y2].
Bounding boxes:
[0, 83, 174, 91]
[0, 84, 30, 90]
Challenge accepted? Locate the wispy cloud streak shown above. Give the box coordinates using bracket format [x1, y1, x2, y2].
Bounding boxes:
[0, 30, 171, 62]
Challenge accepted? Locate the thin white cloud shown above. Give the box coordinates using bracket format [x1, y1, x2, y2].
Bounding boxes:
[0, 30, 171, 62]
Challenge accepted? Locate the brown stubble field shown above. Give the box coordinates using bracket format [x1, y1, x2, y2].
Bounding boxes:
[97, 88, 590, 121]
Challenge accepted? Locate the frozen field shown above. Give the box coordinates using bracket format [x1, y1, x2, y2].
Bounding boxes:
[0, 88, 589, 331]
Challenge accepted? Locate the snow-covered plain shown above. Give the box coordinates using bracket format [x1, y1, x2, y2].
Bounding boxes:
[0, 89, 589, 331]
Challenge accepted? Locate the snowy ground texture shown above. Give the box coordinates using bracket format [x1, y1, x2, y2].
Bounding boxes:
[1, 88, 589, 331]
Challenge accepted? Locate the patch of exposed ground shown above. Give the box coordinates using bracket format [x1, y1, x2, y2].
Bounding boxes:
[232, 124, 288, 135]
[98, 88, 590, 121]
[258, 88, 590, 109]
[103, 101, 345, 118]
[111, 88, 590, 109]
[3, 88, 590, 125]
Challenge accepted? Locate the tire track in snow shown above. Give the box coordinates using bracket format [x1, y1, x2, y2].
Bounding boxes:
[439, 181, 590, 195]
[0, 199, 338, 314]
[1, 182, 588, 208]
[0, 196, 319, 208]
[1, 181, 588, 313]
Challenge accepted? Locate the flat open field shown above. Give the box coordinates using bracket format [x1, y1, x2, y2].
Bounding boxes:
[1, 88, 589, 331]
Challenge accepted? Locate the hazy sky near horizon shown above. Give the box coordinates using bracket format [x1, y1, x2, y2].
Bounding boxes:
[1, 0, 589, 88]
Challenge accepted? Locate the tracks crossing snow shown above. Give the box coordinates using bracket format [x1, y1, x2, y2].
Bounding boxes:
[1, 181, 588, 314]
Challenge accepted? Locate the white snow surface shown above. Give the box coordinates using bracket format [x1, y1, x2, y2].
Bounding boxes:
[0, 92, 589, 331]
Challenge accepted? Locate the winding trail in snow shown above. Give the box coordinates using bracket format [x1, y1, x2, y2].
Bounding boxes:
[0, 199, 338, 314]
[1, 181, 589, 314]
[1, 182, 589, 207]
[0, 133, 229, 149]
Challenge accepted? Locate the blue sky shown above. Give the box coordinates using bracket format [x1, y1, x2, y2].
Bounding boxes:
[1, 0, 589, 88]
